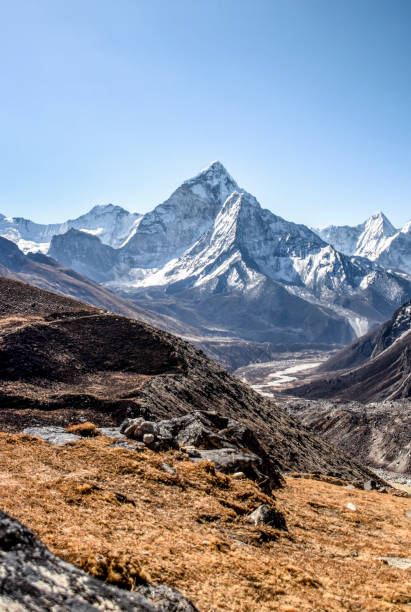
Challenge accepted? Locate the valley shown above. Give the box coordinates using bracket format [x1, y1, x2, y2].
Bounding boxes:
[235, 349, 335, 396]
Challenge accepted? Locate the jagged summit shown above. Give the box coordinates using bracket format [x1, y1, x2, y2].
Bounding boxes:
[314, 211, 401, 264]
[194, 160, 235, 180]
[363, 211, 397, 237]
[181, 160, 240, 208]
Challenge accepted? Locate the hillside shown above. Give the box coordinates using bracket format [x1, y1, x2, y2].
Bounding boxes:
[287, 300, 411, 401]
[0, 235, 195, 338]
[0, 277, 379, 482]
[0, 236, 321, 370]
[0, 434, 410, 611]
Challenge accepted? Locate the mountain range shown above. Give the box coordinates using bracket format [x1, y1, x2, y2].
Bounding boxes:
[0, 204, 142, 253]
[1, 162, 411, 365]
[315, 212, 411, 275]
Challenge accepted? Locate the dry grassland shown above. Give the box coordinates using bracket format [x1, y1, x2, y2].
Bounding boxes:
[0, 433, 410, 611]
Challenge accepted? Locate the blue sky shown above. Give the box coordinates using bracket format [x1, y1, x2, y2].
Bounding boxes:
[0, 0, 410, 227]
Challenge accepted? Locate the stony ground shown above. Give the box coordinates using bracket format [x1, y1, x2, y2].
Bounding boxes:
[0, 433, 409, 611]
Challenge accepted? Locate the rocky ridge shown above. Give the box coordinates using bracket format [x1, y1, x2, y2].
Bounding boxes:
[284, 399, 411, 476]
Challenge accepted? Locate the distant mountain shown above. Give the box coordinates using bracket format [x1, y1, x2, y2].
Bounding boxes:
[46, 163, 411, 350]
[287, 299, 411, 401]
[3, 163, 411, 358]
[0, 204, 142, 252]
[315, 212, 411, 274]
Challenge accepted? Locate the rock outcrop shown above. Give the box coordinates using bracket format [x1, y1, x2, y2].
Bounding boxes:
[121, 410, 284, 491]
[0, 509, 197, 611]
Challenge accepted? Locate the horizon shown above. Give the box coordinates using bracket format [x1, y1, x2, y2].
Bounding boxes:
[0, 0, 410, 228]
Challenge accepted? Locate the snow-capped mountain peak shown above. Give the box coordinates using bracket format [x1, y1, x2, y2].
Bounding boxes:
[362, 211, 396, 240]
[401, 220, 411, 235]
[120, 162, 242, 268]
[355, 211, 397, 259]
[314, 211, 400, 261]
[3, 161, 411, 355]
[182, 160, 240, 207]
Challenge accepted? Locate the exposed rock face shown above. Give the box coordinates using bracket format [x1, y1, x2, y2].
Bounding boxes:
[287, 300, 411, 401]
[0, 509, 197, 611]
[121, 410, 284, 491]
[49, 229, 118, 283]
[284, 399, 411, 475]
[0, 277, 381, 484]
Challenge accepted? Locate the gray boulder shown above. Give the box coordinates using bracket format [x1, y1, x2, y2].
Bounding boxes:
[247, 504, 287, 530]
[0, 509, 197, 611]
[190, 448, 270, 491]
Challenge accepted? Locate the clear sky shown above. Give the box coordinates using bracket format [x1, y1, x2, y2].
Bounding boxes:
[0, 0, 410, 228]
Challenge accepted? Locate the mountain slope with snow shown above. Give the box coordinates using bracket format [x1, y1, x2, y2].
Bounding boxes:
[315, 212, 411, 274]
[0, 204, 141, 253]
[121, 161, 240, 267]
[120, 186, 410, 341]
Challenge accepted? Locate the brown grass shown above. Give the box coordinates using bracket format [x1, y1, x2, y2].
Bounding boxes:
[0, 433, 410, 611]
[66, 422, 100, 437]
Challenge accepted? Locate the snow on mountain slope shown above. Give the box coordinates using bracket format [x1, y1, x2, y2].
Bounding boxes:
[4, 162, 411, 352]
[314, 222, 364, 256]
[316, 213, 411, 274]
[131, 190, 410, 331]
[139, 190, 325, 289]
[315, 212, 397, 257]
[373, 220, 411, 274]
[120, 161, 240, 267]
[0, 204, 141, 253]
[355, 212, 397, 259]
[113, 192, 354, 345]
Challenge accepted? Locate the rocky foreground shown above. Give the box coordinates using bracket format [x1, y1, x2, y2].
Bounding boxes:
[0, 509, 196, 611]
